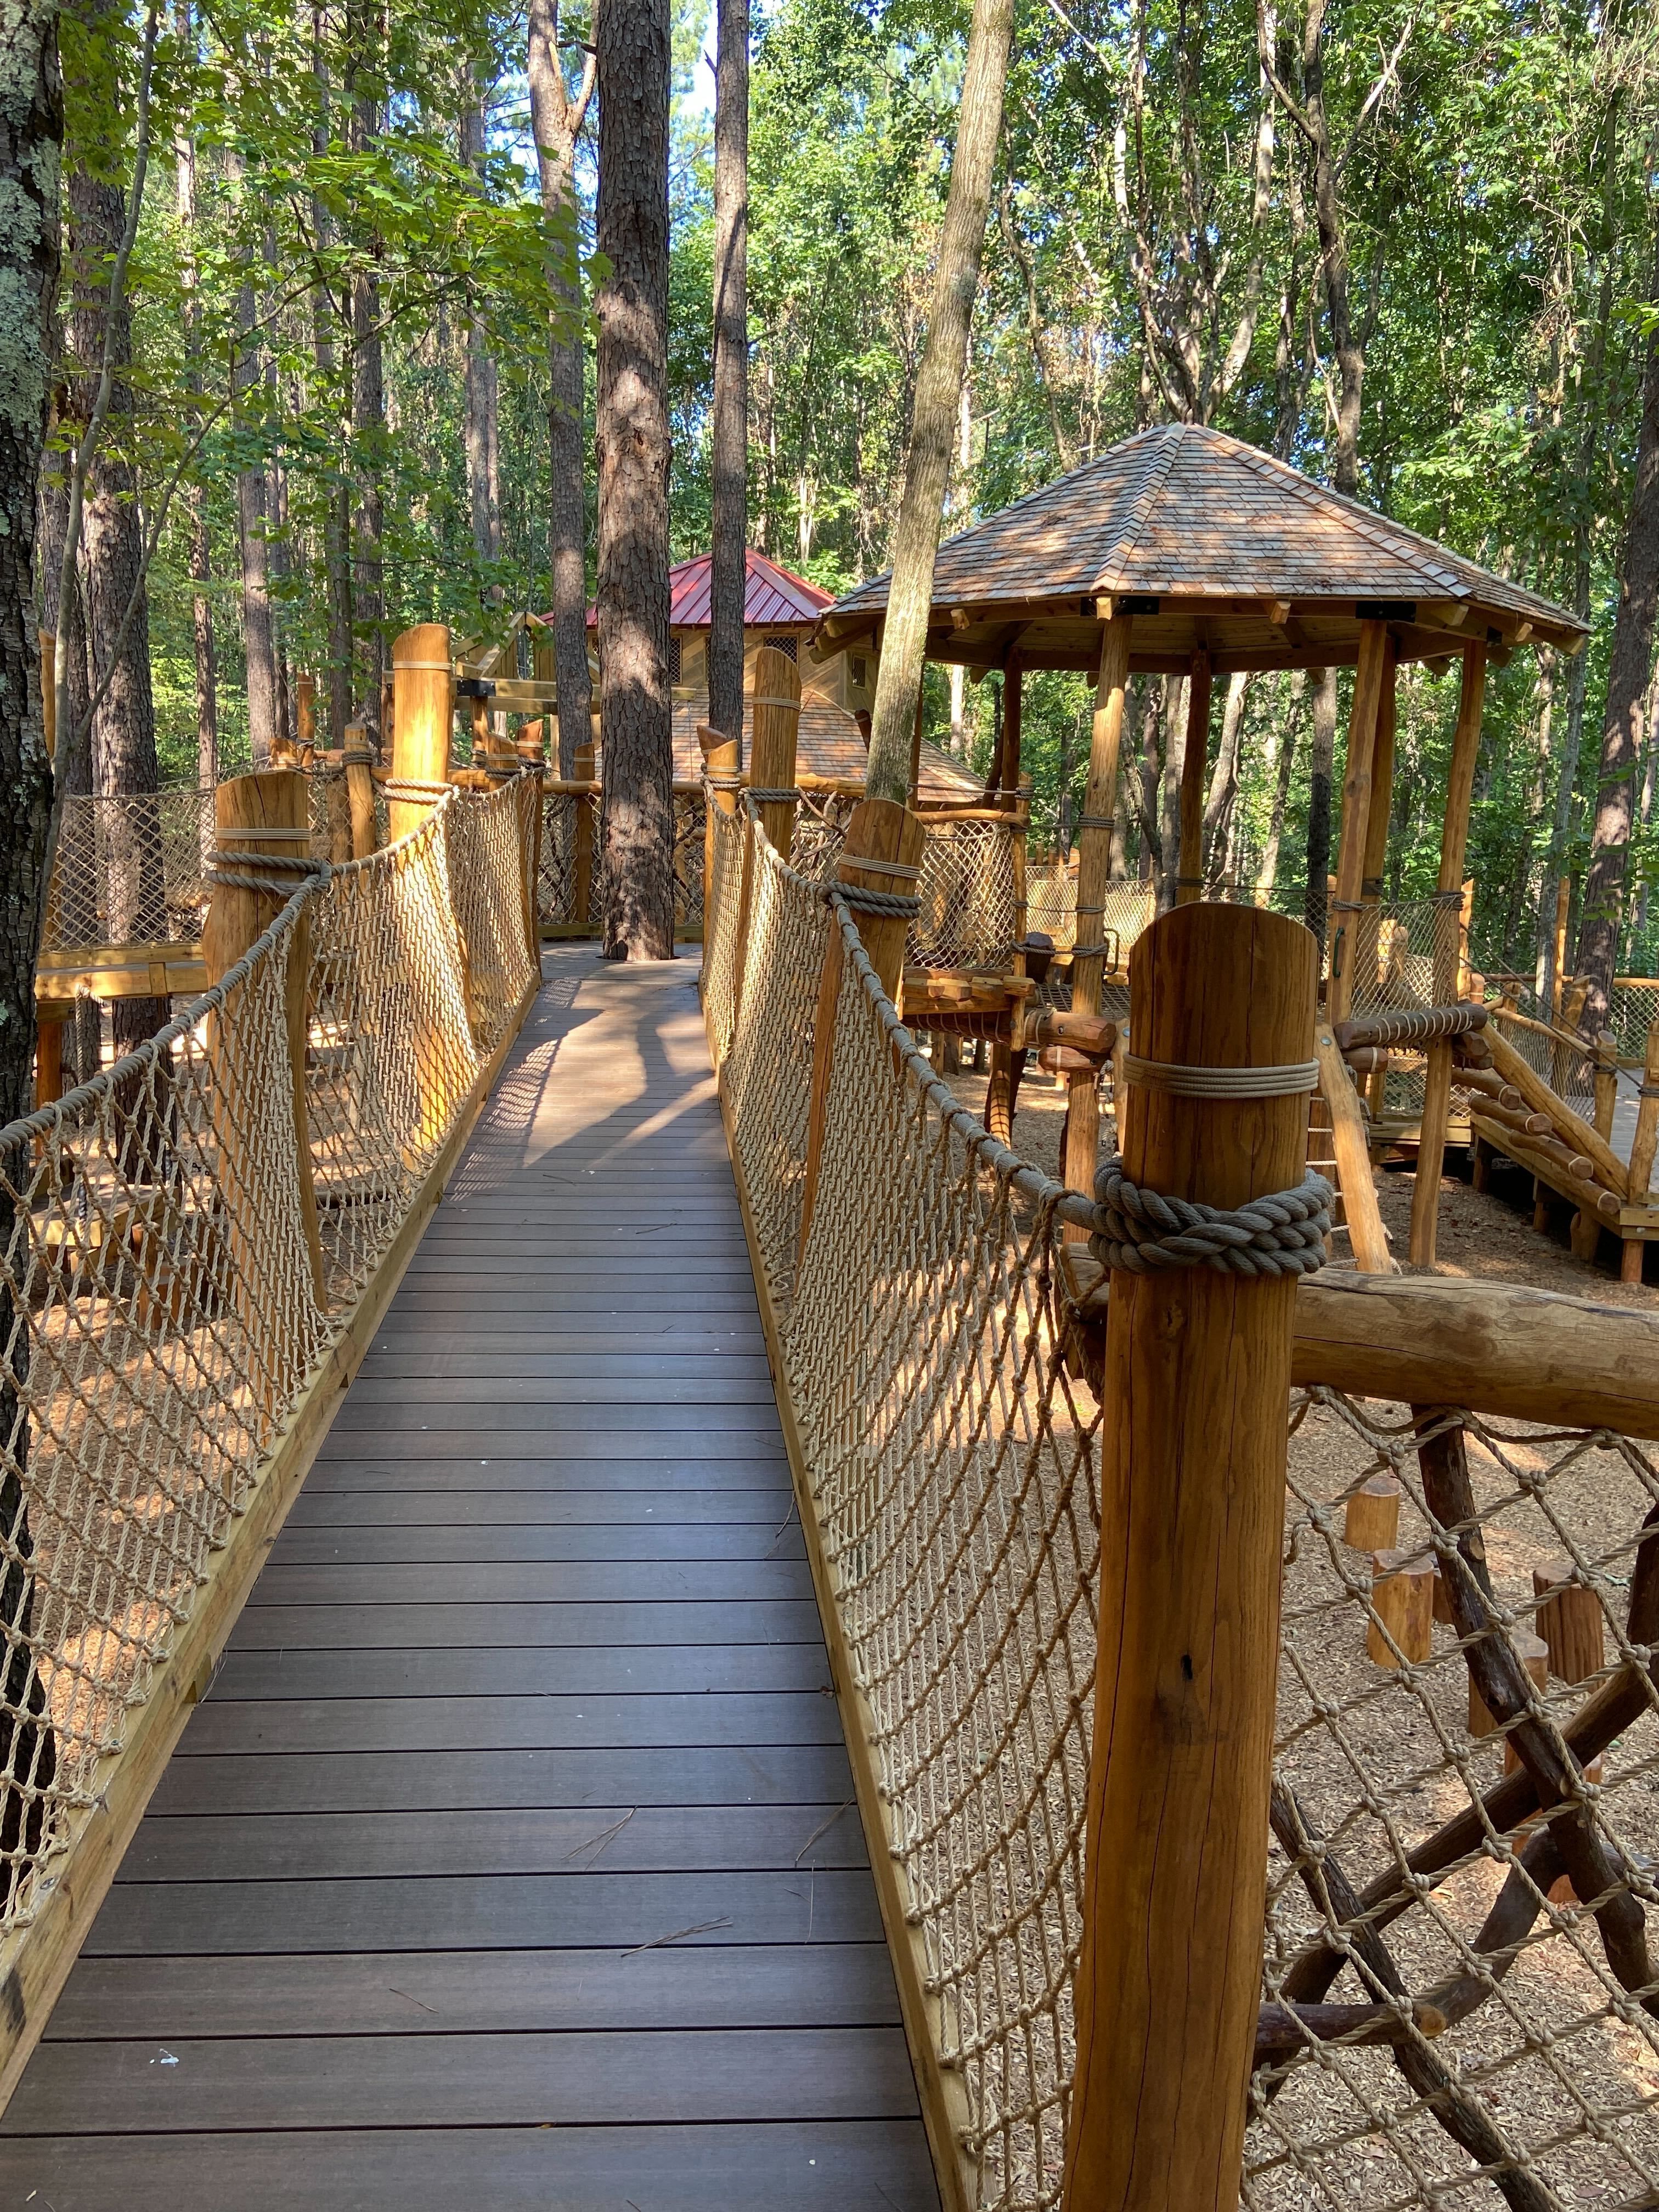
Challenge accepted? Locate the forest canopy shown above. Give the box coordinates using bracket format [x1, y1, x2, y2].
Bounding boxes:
[40, 0, 1659, 991]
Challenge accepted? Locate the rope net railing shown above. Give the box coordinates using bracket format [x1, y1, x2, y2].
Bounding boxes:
[706, 793, 1659, 2212]
[535, 783, 707, 935]
[0, 774, 538, 1977]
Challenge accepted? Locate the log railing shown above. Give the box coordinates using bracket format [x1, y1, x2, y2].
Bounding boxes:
[0, 767, 541, 2112]
[705, 787, 1659, 2212]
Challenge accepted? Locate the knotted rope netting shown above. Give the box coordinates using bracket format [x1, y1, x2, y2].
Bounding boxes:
[704, 791, 1659, 2212]
[0, 775, 539, 1960]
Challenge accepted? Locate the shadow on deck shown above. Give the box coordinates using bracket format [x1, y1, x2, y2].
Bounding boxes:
[0, 950, 939, 2212]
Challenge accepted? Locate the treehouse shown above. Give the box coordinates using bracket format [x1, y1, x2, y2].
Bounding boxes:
[809, 421, 1611, 1271]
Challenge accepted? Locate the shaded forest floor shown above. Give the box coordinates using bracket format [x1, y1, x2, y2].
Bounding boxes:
[939, 1060, 1659, 1312]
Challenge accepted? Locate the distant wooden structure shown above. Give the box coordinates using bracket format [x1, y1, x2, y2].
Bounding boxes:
[812, 423, 1588, 1266]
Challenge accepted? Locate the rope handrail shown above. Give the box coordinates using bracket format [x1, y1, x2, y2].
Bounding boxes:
[703, 791, 1659, 2212]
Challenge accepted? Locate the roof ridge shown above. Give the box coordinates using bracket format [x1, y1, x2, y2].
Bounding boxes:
[1091, 425, 1189, 594]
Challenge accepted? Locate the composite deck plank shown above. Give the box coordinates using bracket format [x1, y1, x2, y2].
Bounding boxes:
[0, 952, 935, 2211]
[0, 2123, 941, 2211]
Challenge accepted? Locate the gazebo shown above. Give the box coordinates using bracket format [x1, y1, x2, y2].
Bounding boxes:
[812, 423, 1586, 1264]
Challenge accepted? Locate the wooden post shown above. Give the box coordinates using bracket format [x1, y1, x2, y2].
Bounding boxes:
[573, 733, 596, 930]
[1457, 877, 1475, 1000]
[1327, 621, 1390, 1026]
[1552, 877, 1571, 1023]
[1623, 1022, 1659, 1284]
[1409, 640, 1487, 1266]
[797, 798, 928, 1267]
[1175, 648, 1212, 907]
[698, 721, 741, 962]
[1532, 1561, 1605, 1685]
[906, 679, 926, 806]
[390, 624, 453, 844]
[1343, 1471, 1400, 1553]
[1367, 1550, 1435, 1667]
[1355, 646, 1397, 1009]
[1063, 901, 1316, 2212]
[750, 644, 802, 857]
[201, 770, 326, 1318]
[1593, 1031, 1618, 1141]
[343, 724, 378, 860]
[34, 1014, 64, 1112]
[1002, 654, 1023, 797]
[295, 673, 317, 757]
[1063, 615, 1133, 1224]
[1470, 1633, 1548, 1773]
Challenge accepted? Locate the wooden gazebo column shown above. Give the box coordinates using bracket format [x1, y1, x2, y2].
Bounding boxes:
[1063, 612, 1133, 1220]
[1356, 643, 1398, 1118]
[1002, 652, 1023, 794]
[1409, 639, 1487, 1266]
[1175, 647, 1212, 906]
[1327, 619, 1390, 1026]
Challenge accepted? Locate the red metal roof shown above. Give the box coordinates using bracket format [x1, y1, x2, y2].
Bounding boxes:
[580, 550, 834, 631]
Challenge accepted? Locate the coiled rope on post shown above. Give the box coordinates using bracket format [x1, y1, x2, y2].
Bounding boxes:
[1089, 1160, 1333, 1277]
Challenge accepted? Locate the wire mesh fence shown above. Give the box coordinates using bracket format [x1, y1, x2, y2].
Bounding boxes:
[0, 775, 538, 1972]
[43, 789, 217, 953]
[705, 791, 1659, 2212]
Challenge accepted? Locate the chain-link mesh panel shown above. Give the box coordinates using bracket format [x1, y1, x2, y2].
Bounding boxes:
[705, 797, 1659, 2212]
[0, 777, 537, 1962]
[43, 790, 217, 953]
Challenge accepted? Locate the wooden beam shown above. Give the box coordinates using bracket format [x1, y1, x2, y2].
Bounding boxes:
[1175, 649, 1212, 907]
[1409, 640, 1487, 1265]
[1315, 1026, 1392, 1274]
[1063, 615, 1133, 1222]
[1002, 653, 1024, 793]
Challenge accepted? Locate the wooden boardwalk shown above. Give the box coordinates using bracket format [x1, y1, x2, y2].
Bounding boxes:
[0, 951, 939, 2211]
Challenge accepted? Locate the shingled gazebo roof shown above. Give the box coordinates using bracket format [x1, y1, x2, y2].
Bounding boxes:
[817, 424, 1585, 676]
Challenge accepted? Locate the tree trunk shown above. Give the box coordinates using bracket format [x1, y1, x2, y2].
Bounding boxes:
[527, 0, 595, 779]
[594, 0, 675, 958]
[1203, 670, 1252, 879]
[310, 10, 351, 749]
[1299, 0, 1363, 495]
[233, 264, 279, 766]
[461, 81, 503, 589]
[67, 162, 167, 1054]
[348, 3, 386, 721]
[864, 0, 1013, 802]
[174, 0, 216, 785]
[1304, 665, 1336, 945]
[0, 0, 63, 1908]
[1257, 673, 1302, 900]
[707, 0, 749, 749]
[1577, 230, 1659, 1032]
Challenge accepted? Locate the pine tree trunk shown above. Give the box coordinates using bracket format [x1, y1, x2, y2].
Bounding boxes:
[527, 0, 594, 778]
[707, 0, 749, 749]
[311, 15, 352, 748]
[0, 0, 64, 1904]
[864, 0, 1013, 802]
[67, 164, 167, 1053]
[175, 0, 216, 785]
[1577, 235, 1659, 1031]
[462, 84, 503, 587]
[348, 3, 386, 720]
[1256, 673, 1301, 901]
[594, 0, 674, 958]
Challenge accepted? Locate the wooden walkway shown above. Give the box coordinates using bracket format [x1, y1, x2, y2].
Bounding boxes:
[0, 951, 939, 2210]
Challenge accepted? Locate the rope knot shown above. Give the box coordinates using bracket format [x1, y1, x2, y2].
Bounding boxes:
[1090, 1158, 1333, 1278]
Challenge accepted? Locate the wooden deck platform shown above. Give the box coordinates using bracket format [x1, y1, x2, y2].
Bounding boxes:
[0, 950, 938, 2210]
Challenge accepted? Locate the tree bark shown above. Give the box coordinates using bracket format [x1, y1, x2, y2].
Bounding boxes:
[594, 0, 674, 957]
[1304, 664, 1336, 945]
[527, 0, 595, 778]
[1203, 670, 1253, 880]
[66, 156, 166, 1054]
[707, 0, 749, 749]
[1577, 228, 1659, 1032]
[461, 78, 502, 589]
[0, 0, 63, 1909]
[1257, 672, 1301, 900]
[1299, 0, 1362, 495]
[348, 1, 386, 721]
[309, 8, 351, 749]
[864, 0, 1013, 802]
[174, 0, 216, 785]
